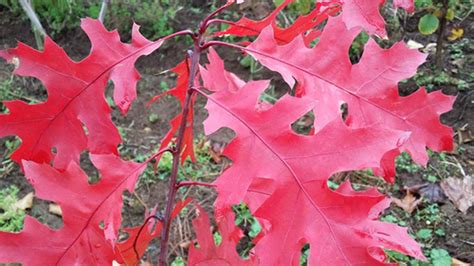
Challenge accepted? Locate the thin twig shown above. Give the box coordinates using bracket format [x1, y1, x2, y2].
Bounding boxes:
[18, 0, 46, 37]
[199, 1, 235, 34]
[98, 0, 110, 23]
[435, 0, 449, 69]
[176, 181, 216, 188]
[133, 192, 149, 210]
[18, 0, 46, 49]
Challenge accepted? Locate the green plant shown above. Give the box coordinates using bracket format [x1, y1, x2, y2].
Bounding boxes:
[108, 0, 180, 39]
[32, 0, 96, 35]
[0, 186, 26, 232]
[383, 202, 447, 265]
[349, 32, 370, 63]
[232, 203, 262, 257]
[273, 0, 313, 15]
[415, 0, 470, 68]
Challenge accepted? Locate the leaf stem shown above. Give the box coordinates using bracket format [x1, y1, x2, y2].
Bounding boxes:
[176, 181, 216, 188]
[203, 18, 236, 30]
[134, 214, 163, 262]
[200, 40, 241, 51]
[435, 0, 448, 70]
[199, 1, 234, 34]
[98, 0, 110, 23]
[158, 40, 201, 266]
[147, 147, 174, 163]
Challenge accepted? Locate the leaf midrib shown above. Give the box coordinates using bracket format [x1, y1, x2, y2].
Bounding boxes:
[25, 39, 163, 162]
[206, 93, 351, 264]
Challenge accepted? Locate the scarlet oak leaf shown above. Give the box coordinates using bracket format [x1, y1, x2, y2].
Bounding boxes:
[245, 17, 454, 174]
[188, 205, 257, 265]
[0, 154, 146, 265]
[199, 47, 246, 92]
[0, 18, 163, 169]
[116, 199, 192, 265]
[216, 0, 339, 46]
[201, 77, 423, 264]
[339, 0, 414, 36]
[149, 60, 196, 162]
[393, 0, 415, 13]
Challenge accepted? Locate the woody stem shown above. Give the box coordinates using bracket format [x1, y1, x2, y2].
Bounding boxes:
[158, 37, 201, 266]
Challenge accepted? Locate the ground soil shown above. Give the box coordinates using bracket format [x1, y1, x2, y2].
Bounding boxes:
[0, 2, 473, 264]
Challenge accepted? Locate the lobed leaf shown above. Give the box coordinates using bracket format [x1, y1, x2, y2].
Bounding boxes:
[0, 154, 145, 265]
[338, 0, 414, 37]
[115, 198, 192, 265]
[188, 204, 257, 265]
[149, 60, 196, 163]
[245, 16, 454, 178]
[200, 52, 425, 263]
[0, 18, 163, 169]
[216, 0, 340, 46]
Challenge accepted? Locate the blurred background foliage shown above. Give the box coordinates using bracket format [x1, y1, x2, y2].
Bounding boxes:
[0, 0, 192, 39]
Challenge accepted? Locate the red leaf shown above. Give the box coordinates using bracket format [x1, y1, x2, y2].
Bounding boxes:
[199, 47, 246, 92]
[188, 204, 257, 265]
[393, 0, 415, 13]
[337, 0, 414, 36]
[216, 0, 340, 46]
[200, 71, 424, 263]
[149, 60, 195, 162]
[0, 19, 162, 169]
[115, 198, 192, 265]
[245, 17, 454, 177]
[0, 154, 146, 265]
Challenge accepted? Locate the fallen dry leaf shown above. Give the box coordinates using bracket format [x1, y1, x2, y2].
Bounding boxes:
[452, 257, 470, 266]
[391, 190, 423, 213]
[416, 183, 446, 203]
[13, 192, 34, 211]
[208, 140, 225, 164]
[457, 127, 474, 144]
[441, 176, 473, 214]
[48, 203, 62, 217]
[422, 43, 437, 53]
[179, 240, 192, 249]
[407, 40, 424, 49]
[448, 28, 464, 41]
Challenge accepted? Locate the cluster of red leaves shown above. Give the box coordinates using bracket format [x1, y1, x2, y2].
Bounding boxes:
[0, 0, 454, 265]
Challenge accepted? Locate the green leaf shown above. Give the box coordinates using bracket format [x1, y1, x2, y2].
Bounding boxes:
[445, 9, 455, 21]
[416, 228, 432, 239]
[249, 220, 262, 238]
[430, 249, 451, 266]
[171, 256, 185, 266]
[213, 232, 222, 245]
[419, 14, 440, 35]
[435, 228, 445, 236]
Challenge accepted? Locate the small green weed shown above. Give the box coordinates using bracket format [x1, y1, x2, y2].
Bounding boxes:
[171, 256, 185, 266]
[0, 186, 26, 232]
[0, 139, 21, 178]
[395, 151, 453, 183]
[383, 201, 447, 265]
[411, 71, 469, 91]
[109, 0, 180, 40]
[232, 203, 262, 257]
